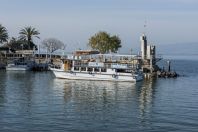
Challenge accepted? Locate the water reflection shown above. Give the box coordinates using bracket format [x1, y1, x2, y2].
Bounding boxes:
[52, 81, 139, 127]
[0, 70, 158, 131]
[0, 71, 6, 105]
[52, 79, 138, 103]
[52, 80, 142, 129]
[51, 79, 160, 131]
[138, 78, 157, 123]
[6, 72, 33, 113]
[0, 68, 197, 131]
[6, 71, 34, 100]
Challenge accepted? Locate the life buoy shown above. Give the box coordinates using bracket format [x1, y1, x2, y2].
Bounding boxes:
[69, 71, 76, 75]
[112, 74, 117, 78]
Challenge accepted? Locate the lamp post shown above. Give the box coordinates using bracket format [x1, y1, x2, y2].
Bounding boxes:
[50, 43, 52, 60]
[21, 44, 23, 51]
[21, 44, 24, 57]
[167, 60, 171, 72]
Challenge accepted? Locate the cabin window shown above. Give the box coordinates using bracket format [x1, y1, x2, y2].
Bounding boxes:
[94, 68, 99, 72]
[87, 68, 93, 72]
[74, 61, 81, 66]
[74, 67, 80, 71]
[101, 68, 107, 72]
[81, 67, 86, 71]
[117, 69, 126, 73]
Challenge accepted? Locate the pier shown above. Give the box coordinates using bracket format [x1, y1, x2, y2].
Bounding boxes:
[157, 60, 179, 78]
[0, 34, 179, 77]
[139, 34, 179, 79]
[0, 49, 62, 71]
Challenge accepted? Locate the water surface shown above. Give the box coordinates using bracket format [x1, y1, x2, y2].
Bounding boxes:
[0, 59, 198, 132]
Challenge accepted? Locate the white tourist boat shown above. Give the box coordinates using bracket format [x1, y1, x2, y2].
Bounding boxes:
[6, 58, 34, 71]
[50, 51, 143, 82]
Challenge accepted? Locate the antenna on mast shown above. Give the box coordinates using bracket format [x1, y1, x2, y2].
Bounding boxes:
[143, 20, 147, 35]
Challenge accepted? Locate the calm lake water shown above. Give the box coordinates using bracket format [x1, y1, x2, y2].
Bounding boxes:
[0, 59, 198, 132]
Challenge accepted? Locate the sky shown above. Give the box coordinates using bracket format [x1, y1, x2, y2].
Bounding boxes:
[0, 0, 198, 53]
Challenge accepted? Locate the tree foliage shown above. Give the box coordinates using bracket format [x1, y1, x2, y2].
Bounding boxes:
[5, 37, 32, 50]
[41, 38, 65, 53]
[0, 24, 8, 44]
[19, 26, 40, 49]
[88, 31, 121, 53]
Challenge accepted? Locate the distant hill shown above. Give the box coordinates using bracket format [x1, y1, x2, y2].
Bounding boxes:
[157, 43, 198, 55]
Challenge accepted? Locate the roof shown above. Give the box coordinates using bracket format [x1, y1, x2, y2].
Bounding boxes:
[75, 50, 100, 56]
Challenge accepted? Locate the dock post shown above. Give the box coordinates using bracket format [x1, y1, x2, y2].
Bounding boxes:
[167, 61, 171, 72]
[150, 55, 153, 74]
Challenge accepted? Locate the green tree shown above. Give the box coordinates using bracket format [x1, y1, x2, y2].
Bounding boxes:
[6, 37, 28, 50]
[0, 24, 8, 44]
[109, 35, 121, 53]
[88, 31, 121, 53]
[19, 26, 40, 50]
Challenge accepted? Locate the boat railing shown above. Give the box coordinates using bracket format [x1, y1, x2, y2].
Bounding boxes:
[49, 64, 61, 69]
[74, 62, 139, 70]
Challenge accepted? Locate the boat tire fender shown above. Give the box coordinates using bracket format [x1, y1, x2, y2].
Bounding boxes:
[112, 74, 117, 78]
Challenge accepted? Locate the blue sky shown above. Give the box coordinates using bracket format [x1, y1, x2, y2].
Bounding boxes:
[0, 0, 198, 53]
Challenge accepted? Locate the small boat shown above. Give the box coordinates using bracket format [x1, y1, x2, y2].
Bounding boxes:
[6, 58, 34, 71]
[50, 52, 143, 82]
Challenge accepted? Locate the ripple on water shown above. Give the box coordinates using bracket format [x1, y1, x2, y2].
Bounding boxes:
[0, 60, 198, 132]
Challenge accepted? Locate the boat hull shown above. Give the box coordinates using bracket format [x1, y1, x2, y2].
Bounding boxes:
[6, 65, 32, 71]
[51, 68, 143, 82]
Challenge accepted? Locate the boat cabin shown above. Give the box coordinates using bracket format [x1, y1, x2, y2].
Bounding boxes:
[60, 53, 142, 75]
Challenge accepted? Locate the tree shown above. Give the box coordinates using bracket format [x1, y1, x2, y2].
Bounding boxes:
[0, 24, 8, 44]
[6, 37, 28, 50]
[109, 35, 121, 53]
[19, 26, 40, 50]
[41, 38, 65, 53]
[88, 31, 121, 53]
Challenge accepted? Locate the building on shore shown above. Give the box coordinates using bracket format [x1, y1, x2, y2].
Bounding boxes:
[140, 34, 162, 74]
[1, 34, 162, 74]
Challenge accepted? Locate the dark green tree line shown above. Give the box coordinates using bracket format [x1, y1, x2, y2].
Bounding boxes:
[0, 25, 40, 50]
[19, 26, 40, 50]
[0, 24, 8, 44]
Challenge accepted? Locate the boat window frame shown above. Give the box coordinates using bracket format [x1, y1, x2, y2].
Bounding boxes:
[87, 67, 93, 72]
[80, 67, 86, 72]
[101, 68, 107, 72]
[74, 66, 80, 71]
[94, 68, 100, 72]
